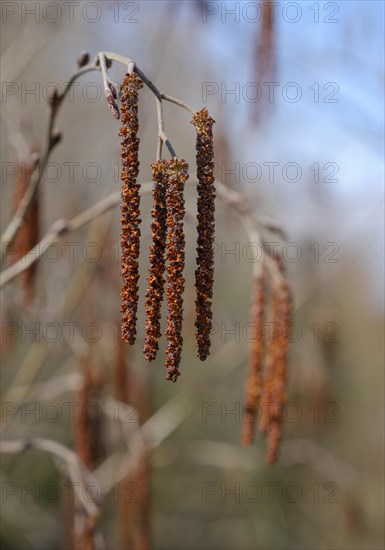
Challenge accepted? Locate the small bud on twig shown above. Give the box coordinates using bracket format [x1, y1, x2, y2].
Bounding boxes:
[105, 89, 120, 119]
[96, 56, 112, 69]
[77, 51, 90, 68]
[50, 218, 69, 235]
[51, 129, 62, 147]
[46, 86, 59, 106]
[108, 81, 118, 100]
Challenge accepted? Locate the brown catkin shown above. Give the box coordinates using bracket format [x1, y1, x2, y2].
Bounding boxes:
[143, 160, 169, 361]
[75, 356, 104, 468]
[114, 339, 135, 550]
[258, 279, 292, 464]
[74, 357, 97, 550]
[114, 332, 129, 402]
[252, 0, 275, 122]
[11, 159, 39, 304]
[241, 274, 265, 446]
[134, 449, 150, 550]
[255, 0, 275, 83]
[120, 72, 143, 345]
[191, 108, 216, 361]
[164, 159, 189, 382]
[114, 341, 151, 550]
[132, 377, 151, 550]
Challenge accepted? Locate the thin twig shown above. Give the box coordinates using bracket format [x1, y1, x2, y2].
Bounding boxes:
[102, 51, 194, 158]
[1, 51, 197, 263]
[215, 179, 285, 284]
[0, 183, 151, 287]
[156, 97, 177, 158]
[0, 206, 115, 436]
[0, 63, 98, 263]
[0, 437, 100, 518]
[1, 52, 195, 262]
[94, 342, 243, 493]
[161, 92, 196, 115]
[1, 179, 287, 288]
[98, 53, 112, 94]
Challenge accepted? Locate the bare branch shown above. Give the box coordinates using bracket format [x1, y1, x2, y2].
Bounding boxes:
[0, 63, 98, 263]
[215, 179, 285, 284]
[0, 437, 100, 518]
[1, 178, 288, 289]
[0, 183, 153, 287]
[95, 341, 244, 493]
[1, 51, 198, 263]
[161, 92, 196, 115]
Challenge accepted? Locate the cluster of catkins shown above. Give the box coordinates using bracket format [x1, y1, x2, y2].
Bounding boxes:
[241, 270, 292, 464]
[119, 72, 215, 382]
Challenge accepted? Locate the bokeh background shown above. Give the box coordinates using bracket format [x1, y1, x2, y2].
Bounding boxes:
[1, 1, 384, 549]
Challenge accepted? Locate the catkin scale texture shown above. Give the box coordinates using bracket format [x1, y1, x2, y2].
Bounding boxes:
[164, 159, 189, 382]
[242, 275, 265, 446]
[119, 73, 143, 345]
[191, 108, 216, 361]
[144, 160, 169, 361]
[259, 280, 292, 464]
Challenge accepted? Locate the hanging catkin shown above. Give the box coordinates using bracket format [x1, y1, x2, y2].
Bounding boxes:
[259, 279, 292, 464]
[242, 274, 266, 446]
[143, 160, 169, 361]
[119, 72, 143, 345]
[11, 159, 39, 304]
[164, 159, 189, 382]
[191, 108, 216, 360]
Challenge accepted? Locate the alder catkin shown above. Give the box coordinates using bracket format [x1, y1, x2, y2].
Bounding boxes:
[164, 159, 189, 382]
[191, 108, 216, 361]
[143, 160, 169, 361]
[241, 274, 265, 446]
[119, 72, 143, 345]
[114, 331, 129, 403]
[11, 159, 39, 305]
[75, 355, 104, 469]
[259, 279, 292, 464]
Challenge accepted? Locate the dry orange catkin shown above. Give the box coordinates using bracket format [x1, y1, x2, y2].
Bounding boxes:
[75, 356, 104, 468]
[114, 330, 130, 403]
[241, 274, 266, 446]
[164, 159, 189, 382]
[11, 159, 39, 304]
[143, 160, 169, 361]
[191, 108, 216, 361]
[255, 0, 275, 83]
[113, 337, 136, 549]
[120, 72, 143, 344]
[258, 279, 292, 464]
[72, 357, 102, 546]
